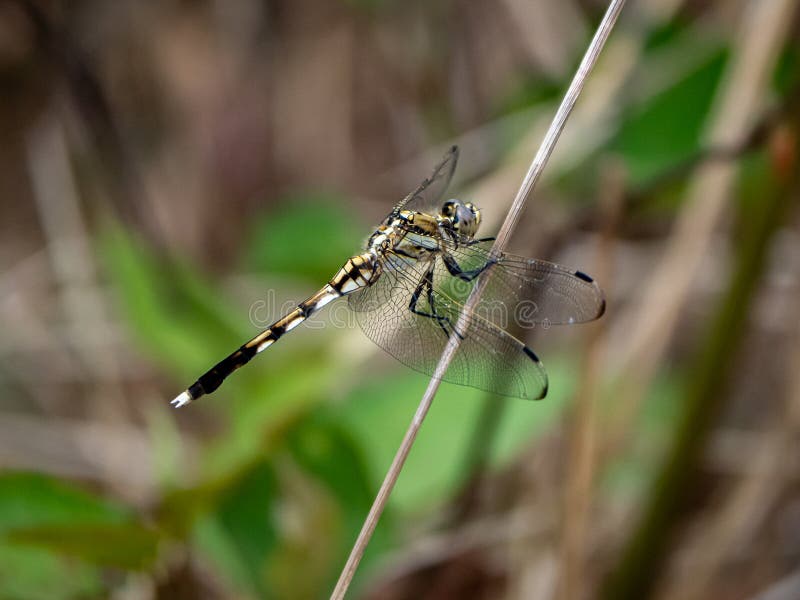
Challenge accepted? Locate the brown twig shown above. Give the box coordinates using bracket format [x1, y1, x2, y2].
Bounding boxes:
[558, 159, 624, 600]
[330, 1, 627, 597]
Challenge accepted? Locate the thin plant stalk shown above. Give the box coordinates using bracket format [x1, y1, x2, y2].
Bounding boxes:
[330, 1, 627, 597]
[558, 160, 624, 600]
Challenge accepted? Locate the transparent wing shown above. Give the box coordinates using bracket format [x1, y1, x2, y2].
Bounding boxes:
[347, 251, 548, 400]
[432, 240, 606, 327]
[390, 146, 459, 217]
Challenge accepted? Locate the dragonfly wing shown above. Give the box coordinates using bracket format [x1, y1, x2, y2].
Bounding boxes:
[348, 252, 548, 400]
[435, 241, 606, 326]
[391, 146, 459, 216]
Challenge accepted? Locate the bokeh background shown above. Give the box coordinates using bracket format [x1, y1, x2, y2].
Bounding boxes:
[2, 0, 800, 598]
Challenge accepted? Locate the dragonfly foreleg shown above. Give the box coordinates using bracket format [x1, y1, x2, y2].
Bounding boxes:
[466, 236, 496, 245]
[408, 264, 463, 340]
[441, 251, 497, 282]
[394, 245, 427, 260]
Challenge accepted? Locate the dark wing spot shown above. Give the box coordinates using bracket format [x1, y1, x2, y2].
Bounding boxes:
[537, 381, 549, 400]
[575, 270, 594, 283]
[522, 346, 540, 363]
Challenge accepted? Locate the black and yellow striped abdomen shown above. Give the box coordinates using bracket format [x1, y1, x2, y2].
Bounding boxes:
[173, 251, 381, 406]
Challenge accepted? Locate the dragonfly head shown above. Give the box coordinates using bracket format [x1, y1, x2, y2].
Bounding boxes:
[441, 200, 481, 238]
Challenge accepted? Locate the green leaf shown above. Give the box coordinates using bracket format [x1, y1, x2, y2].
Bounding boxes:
[774, 43, 799, 95]
[7, 523, 159, 569]
[599, 371, 683, 500]
[609, 48, 728, 185]
[335, 358, 574, 513]
[99, 226, 252, 379]
[0, 473, 156, 597]
[215, 460, 280, 596]
[275, 411, 382, 594]
[0, 472, 130, 532]
[0, 544, 101, 600]
[189, 409, 377, 598]
[244, 192, 363, 283]
[285, 412, 375, 529]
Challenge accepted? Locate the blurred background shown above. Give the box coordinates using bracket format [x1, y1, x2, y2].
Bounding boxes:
[1, 0, 799, 598]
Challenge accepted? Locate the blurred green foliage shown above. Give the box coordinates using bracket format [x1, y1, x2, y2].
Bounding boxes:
[244, 192, 365, 283]
[609, 49, 727, 185]
[0, 473, 157, 599]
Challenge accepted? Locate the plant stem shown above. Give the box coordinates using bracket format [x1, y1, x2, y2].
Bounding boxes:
[330, 1, 627, 597]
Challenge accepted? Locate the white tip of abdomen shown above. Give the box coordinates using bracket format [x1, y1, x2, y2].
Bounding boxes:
[171, 390, 193, 408]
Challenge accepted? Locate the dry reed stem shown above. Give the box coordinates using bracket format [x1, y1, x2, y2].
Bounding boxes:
[330, 1, 627, 597]
[24, 112, 161, 506]
[558, 160, 624, 600]
[0, 411, 160, 504]
[27, 113, 129, 420]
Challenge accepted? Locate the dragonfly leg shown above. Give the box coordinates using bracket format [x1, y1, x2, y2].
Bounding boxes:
[408, 264, 462, 339]
[394, 246, 426, 260]
[441, 251, 497, 282]
[466, 236, 496, 245]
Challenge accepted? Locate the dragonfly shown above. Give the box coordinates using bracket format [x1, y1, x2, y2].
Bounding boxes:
[171, 146, 605, 407]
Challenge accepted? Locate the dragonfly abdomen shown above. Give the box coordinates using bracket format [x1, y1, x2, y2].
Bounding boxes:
[172, 253, 379, 407]
[175, 285, 341, 407]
